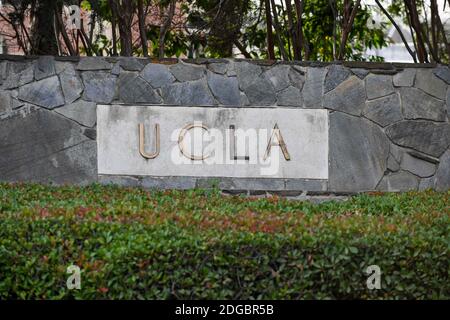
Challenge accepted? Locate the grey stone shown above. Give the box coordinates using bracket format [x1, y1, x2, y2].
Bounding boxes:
[351, 68, 369, 79]
[76, 57, 112, 71]
[447, 88, 450, 119]
[285, 179, 327, 191]
[0, 61, 7, 84]
[8, 61, 30, 74]
[0, 109, 96, 185]
[435, 150, 450, 191]
[249, 190, 270, 196]
[225, 61, 237, 77]
[59, 65, 83, 104]
[82, 127, 97, 140]
[169, 62, 205, 82]
[141, 176, 197, 190]
[401, 87, 446, 121]
[118, 72, 162, 104]
[1, 103, 37, 120]
[0, 91, 11, 114]
[82, 71, 117, 104]
[415, 69, 447, 100]
[366, 74, 394, 99]
[387, 154, 400, 172]
[55, 61, 70, 74]
[386, 121, 450, 157]
[288, 67, 305, 90]
[264, 65, 291, 92]
[141, 63, 175, 88]
[277, 86, 302, 107]
[232, 178, 284, 191]
[196, 177, 285, 191]
[222, 190, 248, 195]
[240, 92, 250, 106]
[406, 150, 440, 164]
[363, 92, 402, 127]
[55, 100, 97, 127]
[323, 76, 366, 116]
[329, 112, 389, 192]
[206, 71, 240, 106]
[303, 67, 326, 108]
[161, 79, 215, 105]
[34, 56, 56, 80]
[433, 65, 450, 84]
[235, 61, 263, 90]
[377, 171, 419, 191]
[119, 58, 144, 71]
[390, 144, 403, 163]
[18, 76, 65, 109]
[401, 152, 436, 178]
[207, 62, 228, 75]
[418, 177, 435, 191]
[324, 65, 351, 93]
[11, 98, 24, 110]
[4, 64, 34, 89]
[99, 175, 141, 188]
[111, 62, 121, 76]
[393, 69, 416, 87]
[243, 76, 276, 106]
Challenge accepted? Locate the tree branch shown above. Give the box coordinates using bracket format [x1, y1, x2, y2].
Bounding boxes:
[375, 0, 416, 62]
[338, 0, 361, 60]
[270, 0, 288, 60]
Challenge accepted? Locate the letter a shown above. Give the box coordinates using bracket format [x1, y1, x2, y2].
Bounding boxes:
[263, 123, 291, 161]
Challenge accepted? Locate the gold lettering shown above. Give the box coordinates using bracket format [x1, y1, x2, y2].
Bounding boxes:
[178, 123, 211, 160]
[264, 123, 291, 161]
[139, 123, 160, 159]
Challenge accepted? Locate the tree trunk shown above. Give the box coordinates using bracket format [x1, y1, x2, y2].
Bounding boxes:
[404, 0, 428, 63]
[110, 0, 135, 56]
[264, 0, 275, 59]
[285, 0, 300, 60]
[293, 0, 308, 60]
[54, 4, 75, 56]
[159, 0, 176, 59]
[138, 0, 149, 57]
[270, 0, 288, 60]
[338, 0, 361, 60]
[30, 0, 59, 55]
[120, 0, 134, 56]
[329, 0, 337, 60]
[108, 0, 118, 56]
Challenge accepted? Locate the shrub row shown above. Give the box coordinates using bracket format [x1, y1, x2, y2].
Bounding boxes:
[0, 183, 448, 299]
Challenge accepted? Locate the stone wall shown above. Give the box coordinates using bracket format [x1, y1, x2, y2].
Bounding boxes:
[0, 55, 449, 193]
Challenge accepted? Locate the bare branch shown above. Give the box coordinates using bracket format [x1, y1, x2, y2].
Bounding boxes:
[270, 0, 288, 60]
[159, 0, 176, 59]
[375, 0, 416, 62]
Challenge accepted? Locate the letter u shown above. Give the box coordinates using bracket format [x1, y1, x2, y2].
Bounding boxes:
[139, 123, 160, 159]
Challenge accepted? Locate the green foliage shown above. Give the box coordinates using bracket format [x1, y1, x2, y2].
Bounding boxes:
[0, 183, 448, 299]
[74, 0, 388, 61]
[292, 1, 387, 61]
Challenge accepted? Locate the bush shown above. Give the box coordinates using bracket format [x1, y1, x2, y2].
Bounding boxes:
[0, 183, 448, 299]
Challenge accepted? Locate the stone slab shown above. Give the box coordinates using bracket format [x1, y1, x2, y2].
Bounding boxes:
[97, 105, 329, 179]
[0, 109, 96, 184]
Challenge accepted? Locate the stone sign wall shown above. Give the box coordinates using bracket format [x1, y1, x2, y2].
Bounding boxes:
[0, 55, 449, 193]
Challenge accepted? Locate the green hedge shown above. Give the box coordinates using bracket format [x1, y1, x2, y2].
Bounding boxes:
[0, 183, 448, 299]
